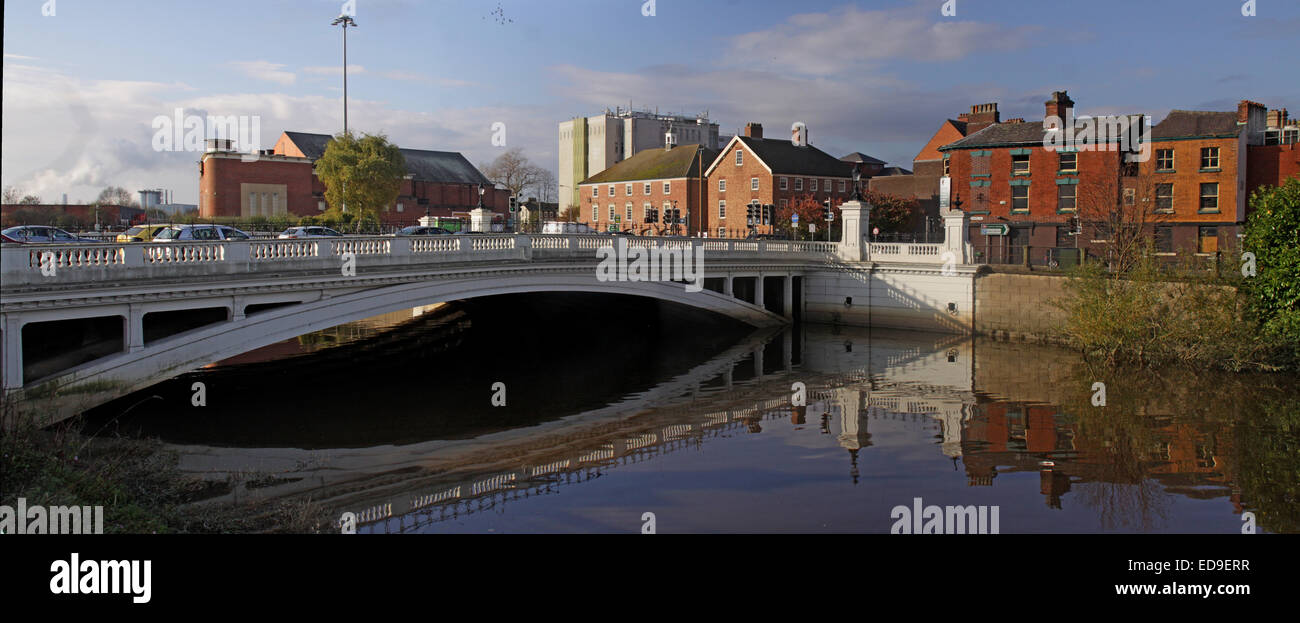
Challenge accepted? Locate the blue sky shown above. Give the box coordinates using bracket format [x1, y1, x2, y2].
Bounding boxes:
[3, 0, 1297, 204]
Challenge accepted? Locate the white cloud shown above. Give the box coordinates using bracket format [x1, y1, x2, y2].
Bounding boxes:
[231, 60, 296, 85]
[378, 70, 478, 88]
[303, 64, 365, 75]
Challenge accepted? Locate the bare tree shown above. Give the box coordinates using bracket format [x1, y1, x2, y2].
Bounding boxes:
[95, 186, 139, 208]
[1076, 162, 1168, 273]
[481, 148, 547, 200]
[3, 186, 25, 204]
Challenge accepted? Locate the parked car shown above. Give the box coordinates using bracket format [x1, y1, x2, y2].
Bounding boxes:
[746, 232, 790, 240]
[278, 226, 344, 239]
[0, 225, 102, 244]
[393, 226, 453, 236]
[116, 224, 174, 243]
[153, 224, 251, 241]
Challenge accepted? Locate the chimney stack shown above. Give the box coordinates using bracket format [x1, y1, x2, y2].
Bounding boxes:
[665, 130, 676, 150]
[1237, 100, 1266, 124]
[1045, 91, 1074, 121]
[744, 123, 764, 139]
[966, 102, 1000, 133]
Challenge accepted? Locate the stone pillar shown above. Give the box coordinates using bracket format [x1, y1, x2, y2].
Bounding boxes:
[2, 315, 23, 391]
[469, 208, 495, 233]
[782, 274, 793, 318]
[126, 305, 146, 353]
[724, 275, 734, 297]
[943, 209, 972, 264]
[755, 273, 765, 309]
[837, 198, 870, 262]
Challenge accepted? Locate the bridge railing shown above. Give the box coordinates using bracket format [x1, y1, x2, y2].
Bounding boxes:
[1, 233, 842, 288]
[868, 242, 947, 264]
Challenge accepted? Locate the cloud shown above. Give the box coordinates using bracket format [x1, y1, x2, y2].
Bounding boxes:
[231, 61, 296, 85]
[378, 70, 478, 88]
[724, 4, 1042, 76]
[303, 64, 365, 75]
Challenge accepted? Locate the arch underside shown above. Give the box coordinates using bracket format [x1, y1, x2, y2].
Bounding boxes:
[9, 273, 786, 427]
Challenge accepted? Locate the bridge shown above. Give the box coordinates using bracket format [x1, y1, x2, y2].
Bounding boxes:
[0, 200, 978, 427]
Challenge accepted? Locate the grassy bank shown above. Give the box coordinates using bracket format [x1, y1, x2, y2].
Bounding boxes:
[1, 419, 333, 533]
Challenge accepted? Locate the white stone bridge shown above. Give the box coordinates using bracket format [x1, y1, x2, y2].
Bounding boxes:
[0, 201, 978, 427]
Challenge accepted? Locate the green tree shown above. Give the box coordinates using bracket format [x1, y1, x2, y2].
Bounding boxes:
[862, 190, 917, 234]
[314, 132, 406, 226]
[1242, 177, 1300, 365]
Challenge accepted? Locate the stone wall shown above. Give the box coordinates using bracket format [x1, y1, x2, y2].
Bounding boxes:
[973, 270, 1071, 342]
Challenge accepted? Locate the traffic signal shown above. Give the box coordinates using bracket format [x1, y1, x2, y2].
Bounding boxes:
[508, 195, 518, 213]
[764, 204, 774, 225]
[821, 199, 832, 221]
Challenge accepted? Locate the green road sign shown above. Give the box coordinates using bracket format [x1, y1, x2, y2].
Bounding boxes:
[980, 224, 1009, 236]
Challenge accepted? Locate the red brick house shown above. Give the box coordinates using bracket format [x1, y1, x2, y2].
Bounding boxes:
[704, 123, 854, 238]
[200, 131, 507, 226]
[576, 143, 716, 235]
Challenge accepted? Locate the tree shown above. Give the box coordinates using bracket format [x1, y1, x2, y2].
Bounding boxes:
[1076, 165, 1167, 273]
[776, 194, 838, 240]
[862, 190, 917, 234]
[481, 148, 547, 200]
[19, 195, 41, 205]
[1242, 177, 1300, 366]
[314, 132, 407, 225]
[95, 186, 138, 207]
[3, 186, 26, 204]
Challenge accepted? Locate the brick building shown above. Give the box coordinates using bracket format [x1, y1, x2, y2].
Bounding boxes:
[704, 123, 854, 238]
[939, 92, 1295, 262]
[576, 142, 716, 235]
[200, 131, 507, 226]
[1, 203, 144, 229]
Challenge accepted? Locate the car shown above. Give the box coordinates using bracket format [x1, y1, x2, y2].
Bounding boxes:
[611, 230, 635, 236]
[746, 232, 790, 241]
[0, 225, 103, 244]
[115, 224, 174, 243]
[278, 226, 344, 239]
[393, 226, 453, 236]
[153, 224, 252, 241]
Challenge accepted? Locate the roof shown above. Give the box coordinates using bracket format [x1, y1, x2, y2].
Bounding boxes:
[939, 121, 1052, 151]
[722, 136, 854, 177]
[581, 144, 717, 184]
[840, 152, 887, 166]
[1151, 110, 1241, 139]
[281, 132, 490, 185]
[877, 166, 913, 176]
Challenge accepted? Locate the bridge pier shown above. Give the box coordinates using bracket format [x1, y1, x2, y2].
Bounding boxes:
[126, 305, 145, 354]
[2, 315, 22, 391]
[724, 275, 734, 297]
[782, 275, 793, 318]
[755, 273, 765, 312]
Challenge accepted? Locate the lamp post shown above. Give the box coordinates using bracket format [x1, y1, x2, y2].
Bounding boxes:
[330, 14, 357, 135]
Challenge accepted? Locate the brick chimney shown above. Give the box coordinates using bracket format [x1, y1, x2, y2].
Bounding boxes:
[966, 103, 1000, 133]
[1266, 108, 1289, 129]
[1237, 100, 1266, 124]
[744, 123, 764, 139]
[1045, 91, 1074, 120]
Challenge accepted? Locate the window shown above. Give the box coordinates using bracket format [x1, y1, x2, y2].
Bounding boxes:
[1012, 153, 1031, 174]
[718, 200, 726, 219]
[644, 183, 652, 195]
[609, 185, 615, 197]
[838, 180, 846, 193]
[1200, 182, 1219, 212]
[1201, 147, 1220, 169]
[1058, 152, 1077, 172]
[780, 177, 788, 190]
[663, 182, 671, 194]
[643, 202, 653, 220]
[1156, 149, 1174, 171]
[1011, 185, 1029, 212]
[1155, 183, 1174, 212]
[735, 150, 743, 166]
[592, 205, 598, 221]
[626, 203, 633, 221]
[718, 227, 727, 238]
[592, 186, 598, 197]
[718, 179, 726, 192]
[751, 177, 759, 191]
[811, 179, 818, 192]
[1155, 226, 1174, 253]
[609, 205, 616, 221]
[1122, 188, 1135, 206]
[1199, 226, 1219, 254]
[943, 158, 950, 176]
[1057, 184, 1076, 212]
[396, 202, 404, 213]
[779, 198, 788, 210]
[795, 178, 803, 191]
[625, 184, 633, 195]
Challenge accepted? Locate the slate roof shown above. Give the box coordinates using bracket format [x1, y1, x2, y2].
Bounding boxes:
[282, 132, 491, 185]
[1150, 110, 1240, 139]
[877, 166, 913, 176]
[840, 152, 887, 166]
[732, 136, 854, 177]
[582, 144, 717, 184]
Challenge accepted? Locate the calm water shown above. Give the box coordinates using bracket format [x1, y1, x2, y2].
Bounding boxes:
[85, 293, 1300, 534]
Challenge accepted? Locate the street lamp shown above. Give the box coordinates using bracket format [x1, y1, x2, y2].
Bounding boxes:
[330, 13, 358, 135]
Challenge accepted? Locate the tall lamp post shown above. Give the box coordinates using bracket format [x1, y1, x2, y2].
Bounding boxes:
[331, 14, 357, 135]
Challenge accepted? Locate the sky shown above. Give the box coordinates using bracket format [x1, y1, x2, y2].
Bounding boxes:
[3, 0, 1297, 205]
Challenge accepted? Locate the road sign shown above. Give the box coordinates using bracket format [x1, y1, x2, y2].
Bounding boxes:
[980, 224, 1010, 236]
[827, 211, 835, 222]
[791, 213, 799, 224]
[809, 223, 816, 233]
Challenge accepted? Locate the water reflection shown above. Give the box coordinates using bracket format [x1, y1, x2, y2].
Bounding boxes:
[93, 296, 1299, 534]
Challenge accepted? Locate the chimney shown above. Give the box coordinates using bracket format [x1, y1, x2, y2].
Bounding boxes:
[1045, 91, 1074, 121]
[1266, 108, 1289, 129]
[1004, 118, 1026, 124]
[957, 113, 970, 122]
[1237, 100, 1266, 124]
[665, 130, 676, 150]
[744, 123, 764, 139]
[965, 103, 1000, 133]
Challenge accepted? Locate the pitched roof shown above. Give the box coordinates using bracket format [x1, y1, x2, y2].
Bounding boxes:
[939, 122, 1050, 150]
[1151, 110, 1241, 139]
[840, 152, 887, 166]
[733, 136, 853, 177]
[581, 144, 717, 184]
[281, 131, 490, 185]
[878, 166, 913, 176]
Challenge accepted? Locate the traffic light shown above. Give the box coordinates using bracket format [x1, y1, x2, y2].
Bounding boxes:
[763, 204, 774, 226]
[508, 195, 518, 213]
[746, 203, 755, 225]
[821, 199, 832, 221]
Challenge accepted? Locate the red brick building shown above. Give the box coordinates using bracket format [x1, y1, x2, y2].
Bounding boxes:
[1, 204, 144, 229]
[704, 123, 854, 238]
[576, 143, 716, 235]
[200, 131, 507, 226]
